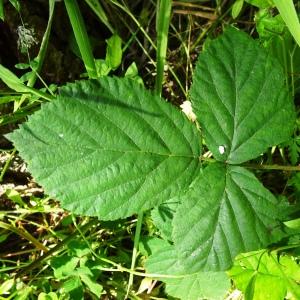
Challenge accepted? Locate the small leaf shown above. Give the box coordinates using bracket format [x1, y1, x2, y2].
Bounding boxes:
[50, 255, 80, 279]
[80, 273, 103, 297]
[38, 292, 59, 300]
[5, 189, 26, 207]
[228, 250, 300, 300]
[0, 64, 28, 93]
[173, 163, 285, 271]
[105, 34, 122, 70]
[7, 77, 201, 220]
[232, 0, 244, 19]
[0, 279, 14, 295]
[62, 277, 83, 300]
[124, 62, 144, 85]
[190, 27, 295, 164]
[95, 59, 110, 77]
[8, 0, 20, 11]
[67, 240, 90, 258]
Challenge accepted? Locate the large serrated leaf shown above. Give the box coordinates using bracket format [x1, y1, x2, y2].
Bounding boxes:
[7, 77, 201, 220]
[173, 163, 284, 271]
[145, 243, 230, 300]
[190, 27, 295, 164]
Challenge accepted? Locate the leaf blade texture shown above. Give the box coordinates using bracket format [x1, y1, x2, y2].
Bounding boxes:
[190, 27, 295, 164]
[145, 242, 230, 300]
[228, 250, 300, 300]
[7, 77, 201, 220]
[173, 163, 284, 271]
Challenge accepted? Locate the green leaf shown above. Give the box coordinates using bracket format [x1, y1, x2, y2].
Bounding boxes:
[95, 59, 111, 76]
[38, 292, 59, 300]
[105, 34, 122, 70]
[0, 279, 14, 295]
[190, 27, 295, 164]
[145, 244, 230, 300]
[62, 277, 83, 300]
[50, 255, 80, 279]
[165, 272, 230, 300]
[173, 163, 284, 271]
[139, 237, 170, 257]
[151, 196, 180, 241]
[245, 0, 273, 8]
[8, 0, 20, 11]
[0, 0, 4, 21]
[67, 240, 90, 257]
[232, 0, 244, 19]
[228, 250, 300, 300]
[273, 0, 300, 48]
[7, 77, 201, 220]
[0, 64, 53, 101]
[124, 62, 144, 86]
[255, 10, 300, 94]
[80, 273, 103, 297]
[0, 64, 28, 93]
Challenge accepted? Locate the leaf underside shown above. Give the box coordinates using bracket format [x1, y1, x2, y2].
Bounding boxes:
[190, 27, 295, 164]
[7, 77, 201, 220]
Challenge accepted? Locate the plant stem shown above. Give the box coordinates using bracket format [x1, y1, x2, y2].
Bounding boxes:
[126, 212, 143, 298]
[0, 149, 16, 182]
[244, 163, 300, 171]
[200, 156, 300, 171]
[64, 0, 97, 78]
[155, 0, 172, 96]
[84, 0, 114, 33]
[0, 221, 48, 252]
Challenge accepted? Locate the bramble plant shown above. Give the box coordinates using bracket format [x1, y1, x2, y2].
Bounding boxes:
[5, 26, 300, 299]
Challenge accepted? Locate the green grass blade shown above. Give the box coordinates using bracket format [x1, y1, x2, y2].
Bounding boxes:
[64, 0, 97, 78]
[0, 0, 4, 21]
[273, 0, 300, 47]
[0, 64, 54, 101]
[84, 0, 114, 33]
[155, 0, 172, 96]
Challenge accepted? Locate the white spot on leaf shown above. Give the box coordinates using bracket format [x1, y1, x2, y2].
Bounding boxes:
[218, 145, 225, 154]
[59, 133, 64, 138]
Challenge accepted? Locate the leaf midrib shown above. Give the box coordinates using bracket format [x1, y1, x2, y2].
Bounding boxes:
[31, 143, 200, 159]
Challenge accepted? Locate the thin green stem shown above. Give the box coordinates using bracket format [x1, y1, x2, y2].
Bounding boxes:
[64, 0, 97, 78]
[200, 156, 300, 171]
[126, 212, 144, 298]
[84, 0, 114, 33]
[0, 221, 48, 252]
[244, 163, 300, 171]
[0, 148, 16, 182]
[155, 0, 172, 96]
